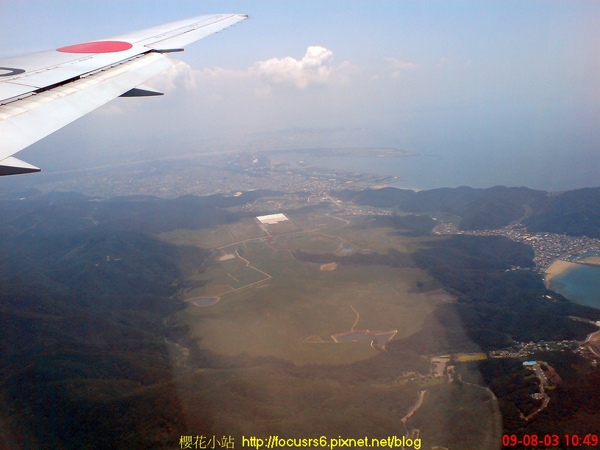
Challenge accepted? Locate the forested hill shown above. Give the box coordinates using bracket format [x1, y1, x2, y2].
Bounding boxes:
[523, 188, 600, 238]
[334, 186, 600, 236]
[0, 189, 283, 234]
[333, 186, 546, 230]
[0, 192, 216, 448]
[0, 190, 330, 448]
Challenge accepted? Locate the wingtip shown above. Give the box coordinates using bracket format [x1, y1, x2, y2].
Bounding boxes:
[0, 156, 41, 176]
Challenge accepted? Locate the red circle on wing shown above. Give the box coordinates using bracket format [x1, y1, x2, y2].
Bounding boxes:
[57, 41, 133, 53]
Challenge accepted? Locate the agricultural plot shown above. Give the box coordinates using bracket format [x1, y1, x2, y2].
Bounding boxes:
[163, 206, 506, 446]
[173, 210, 443, 365]
[260, 219, 301, 235]
[182, 249, 271, 297]
[226, 218, 267, 241]
[325, 223, 429, 254]
[272, 233, 343, 254]
[285, 211, 345, 230]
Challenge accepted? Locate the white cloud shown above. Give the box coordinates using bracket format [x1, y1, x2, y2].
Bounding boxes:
[385, 57, 417, 71]
[149, 46, 354, 96]
[254, 46, 347, 89]
[385, 57, 417, 79]
[148, 61, 199, 93]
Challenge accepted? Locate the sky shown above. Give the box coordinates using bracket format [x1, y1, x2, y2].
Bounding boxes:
[1, 0, 599, 190]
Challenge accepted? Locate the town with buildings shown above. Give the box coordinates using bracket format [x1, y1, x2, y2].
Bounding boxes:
[434, 221, 600, 271]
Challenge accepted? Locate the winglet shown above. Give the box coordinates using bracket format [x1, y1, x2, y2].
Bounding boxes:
[0, 156, 41, 176]
[120, 85, 164, 97]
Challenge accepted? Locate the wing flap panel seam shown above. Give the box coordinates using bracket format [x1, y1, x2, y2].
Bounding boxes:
[145, 14, 248, 49]
[0, 52, 155, 107]
[0, 53, 175, 161]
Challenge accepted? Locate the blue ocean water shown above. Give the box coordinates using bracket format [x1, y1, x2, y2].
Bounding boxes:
[550, 264, 600, 310]
[269, 150, 600, 191]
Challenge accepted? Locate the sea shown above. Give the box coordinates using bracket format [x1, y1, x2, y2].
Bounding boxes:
[268, 149, 600, 192]
[550, 264, 600, 310]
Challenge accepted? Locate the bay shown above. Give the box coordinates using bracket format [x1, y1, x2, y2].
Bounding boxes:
[268, 150, 600, 192]
[550, 264, 600, 310]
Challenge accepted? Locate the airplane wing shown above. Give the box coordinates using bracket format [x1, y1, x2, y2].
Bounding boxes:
[0, 13, 248, 175]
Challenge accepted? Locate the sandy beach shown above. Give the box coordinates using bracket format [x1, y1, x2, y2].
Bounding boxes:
[544, 260, 580, 287]
[578, 256, 600, 266]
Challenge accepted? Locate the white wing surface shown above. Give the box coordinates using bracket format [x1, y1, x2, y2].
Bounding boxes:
[0, 13, 248, 175]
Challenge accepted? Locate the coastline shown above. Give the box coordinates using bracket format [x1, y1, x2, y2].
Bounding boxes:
[544, 260, 579, 288]
[578, 255, 600, 266]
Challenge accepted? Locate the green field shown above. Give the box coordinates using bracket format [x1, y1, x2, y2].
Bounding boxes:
[407, 382, 502, 449]
[160, 226, 234, 249]
[168, 212, 443, 365]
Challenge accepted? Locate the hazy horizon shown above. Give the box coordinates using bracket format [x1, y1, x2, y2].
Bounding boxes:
[1, 0, 599, 192]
